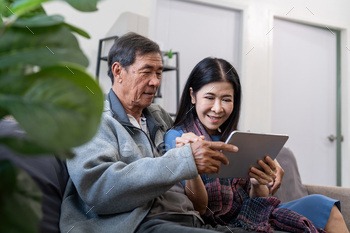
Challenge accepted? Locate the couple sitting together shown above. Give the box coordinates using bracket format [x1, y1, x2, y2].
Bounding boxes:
[59, 32, 349, 233]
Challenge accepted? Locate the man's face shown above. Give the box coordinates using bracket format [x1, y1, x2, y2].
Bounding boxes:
[112, 52, 163, 114]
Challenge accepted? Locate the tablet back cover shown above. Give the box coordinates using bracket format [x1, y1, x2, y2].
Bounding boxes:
[207, 131, 288, 178]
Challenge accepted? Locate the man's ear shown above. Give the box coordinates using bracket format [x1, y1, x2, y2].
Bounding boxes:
[111, 62, 123, 83]
[189, 87, 196, 104]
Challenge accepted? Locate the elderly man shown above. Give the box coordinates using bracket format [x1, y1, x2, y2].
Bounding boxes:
[59, 32, 285, 233]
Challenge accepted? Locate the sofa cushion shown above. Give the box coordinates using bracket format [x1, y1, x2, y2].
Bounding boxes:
[274, 147, 308, 203]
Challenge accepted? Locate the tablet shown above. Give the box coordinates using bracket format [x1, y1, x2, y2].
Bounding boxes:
[207, 131, 289, 178]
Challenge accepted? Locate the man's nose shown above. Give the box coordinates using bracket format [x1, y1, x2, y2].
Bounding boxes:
[149, 73, 161, 86]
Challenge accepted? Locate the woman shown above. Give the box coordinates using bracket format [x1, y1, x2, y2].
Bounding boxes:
[164, 57, 348, 233]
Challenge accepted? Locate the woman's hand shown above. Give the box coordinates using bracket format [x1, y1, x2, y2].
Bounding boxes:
[268, 159, 284, 195]
[249, 155, 277, 197]
[185, 175, 208, 215]
[249, 155, 276, 185]
[176, 132, 205, 148]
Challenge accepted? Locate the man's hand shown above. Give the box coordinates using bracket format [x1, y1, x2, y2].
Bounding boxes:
[190, 141, 238, 174]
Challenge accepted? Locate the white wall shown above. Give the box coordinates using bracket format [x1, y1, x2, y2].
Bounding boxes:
[43, 0, 350, 187]
[44, 0, 152, 76]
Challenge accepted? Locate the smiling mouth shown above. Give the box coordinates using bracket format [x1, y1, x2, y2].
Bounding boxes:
[208, 115, 222, 120]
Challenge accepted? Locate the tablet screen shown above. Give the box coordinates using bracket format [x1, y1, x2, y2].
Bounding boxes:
[207, 131, 289, 178]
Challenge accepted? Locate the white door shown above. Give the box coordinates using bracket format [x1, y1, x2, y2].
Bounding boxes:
[152, 0, 242, 115]
[272, 18, 338, 186]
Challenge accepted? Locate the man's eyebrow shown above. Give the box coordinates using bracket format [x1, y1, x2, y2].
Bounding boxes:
[140, 64, 164, 70]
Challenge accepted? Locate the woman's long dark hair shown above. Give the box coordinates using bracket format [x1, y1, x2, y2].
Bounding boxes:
[173, 57, 242, 141]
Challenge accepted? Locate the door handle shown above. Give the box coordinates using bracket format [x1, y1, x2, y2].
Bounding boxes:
[328, 134, 344, 142]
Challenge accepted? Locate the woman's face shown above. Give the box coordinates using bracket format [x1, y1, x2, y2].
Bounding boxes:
[190, 81, 234, 135]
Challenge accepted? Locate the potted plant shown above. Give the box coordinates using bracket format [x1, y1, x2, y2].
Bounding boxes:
[164, 49, 175, 67]
[0, 0, 104, 232]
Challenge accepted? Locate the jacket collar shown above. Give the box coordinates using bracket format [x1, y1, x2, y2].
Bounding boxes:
[107, 89, 160, 141]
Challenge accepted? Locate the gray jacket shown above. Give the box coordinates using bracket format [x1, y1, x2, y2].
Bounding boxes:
[60, 90, 198, 233]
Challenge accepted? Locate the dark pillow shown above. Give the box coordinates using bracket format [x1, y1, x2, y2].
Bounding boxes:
[274, 147, 308, 203]
[0, 120, 69, 233]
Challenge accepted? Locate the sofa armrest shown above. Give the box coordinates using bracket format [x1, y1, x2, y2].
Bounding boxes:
[304, 184, 350, 229]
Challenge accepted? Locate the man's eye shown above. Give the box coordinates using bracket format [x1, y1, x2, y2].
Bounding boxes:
[205, 97, 214, 100]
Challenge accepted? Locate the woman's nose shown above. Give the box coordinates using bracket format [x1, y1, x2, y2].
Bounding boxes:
[211, 99, 223, 113]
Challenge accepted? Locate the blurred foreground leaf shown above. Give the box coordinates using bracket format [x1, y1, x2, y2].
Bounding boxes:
[0, 64, 104, 152]
[0, 160, 42, 233]
[0, 21, 89, 70]
[64, 0, 99, 12]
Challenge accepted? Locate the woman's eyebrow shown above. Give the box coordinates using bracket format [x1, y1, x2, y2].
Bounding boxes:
[222, 94, 233, 98]
[204, 92, 233, 98]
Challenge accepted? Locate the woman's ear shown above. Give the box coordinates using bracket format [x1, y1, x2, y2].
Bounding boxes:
[189, 87, 196, 104]
[111, 62, 123, 84]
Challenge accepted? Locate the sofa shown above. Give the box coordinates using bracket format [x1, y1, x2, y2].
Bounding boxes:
[1, 119, 349, 232]
[275, 147, 350, 230]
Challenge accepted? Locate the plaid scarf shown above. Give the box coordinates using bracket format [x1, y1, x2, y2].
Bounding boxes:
[182, 117, 326, 233]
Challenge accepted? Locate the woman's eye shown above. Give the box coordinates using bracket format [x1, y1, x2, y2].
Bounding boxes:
[223, 99, 232, 102]
[205, 97, 214, 100]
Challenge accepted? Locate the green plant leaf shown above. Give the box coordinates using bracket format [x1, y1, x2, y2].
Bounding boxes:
[0, 64, 104, 152]
[0, 108, 9, 119]
[0, 136, 75, 158]
[10, 0, 50, 16]
[0, 73, 28, 95]
[12, 14, 64, 27]
[64, 0, 99, 12]
[0, 23, 89, 69]
[0, 0, 13, 17]
[63, 22, 90, 38]
[0, 161, 42, 233]
[166, 49, 173, 59]
[0, 160, 16, 195]
[0, 137, 53, 155]
[2, 14, 90, 57]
